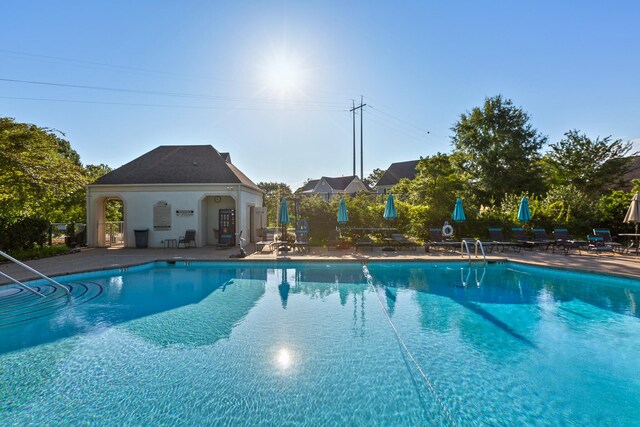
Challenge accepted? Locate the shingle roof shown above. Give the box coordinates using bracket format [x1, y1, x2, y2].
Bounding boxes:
[323, 176, 358, 190]
[376, 160, 420, 186]
[92, 145, 260, 190]
[300, 179, 320, 192]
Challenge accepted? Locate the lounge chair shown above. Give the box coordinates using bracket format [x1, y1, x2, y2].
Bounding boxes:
[552, 228, 583, 255]
[511, 227, 548, 251]
[256, 229, 277, 253]
[531, 228, 555, 251]
[587, 235, 614, 256]
[593, 229, 626, 254]
[328, 229, 348, 250]
[426, 227, 460, 252]
[355, 236, 374, 252]
[391, 233, 417, 251]
[178, 229, 196, 248]
[487, 227, 520, 252]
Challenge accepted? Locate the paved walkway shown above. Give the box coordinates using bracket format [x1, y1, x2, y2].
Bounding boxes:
[1, 244, 639, 284]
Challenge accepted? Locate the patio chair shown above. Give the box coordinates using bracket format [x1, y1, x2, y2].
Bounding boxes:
[586, 235, 614, 256]
[293, 219, 310, 253]
[178, 229, 196, 248]
[593, 229, 626, 254]
[487, 227, 520, 252]
[391, 233, 417, 251]
[552, 228, 583, 255]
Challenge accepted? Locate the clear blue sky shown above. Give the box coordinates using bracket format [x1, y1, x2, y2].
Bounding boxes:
[1, 1, 639, 190]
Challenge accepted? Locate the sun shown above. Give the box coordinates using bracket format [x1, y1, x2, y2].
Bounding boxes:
[261, 52, 305, 98]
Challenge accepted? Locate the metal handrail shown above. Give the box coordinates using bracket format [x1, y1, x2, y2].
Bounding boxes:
[460, 239, 472, 263]
[474, 240, 488, 265]
[0, 250, 71, 299]
[0, 270, 47, 298]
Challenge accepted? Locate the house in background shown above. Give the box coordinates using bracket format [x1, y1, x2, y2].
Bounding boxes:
[86, 145, 264, 248]
[297, 175, 370, 200]
[374, 160, 420, 194]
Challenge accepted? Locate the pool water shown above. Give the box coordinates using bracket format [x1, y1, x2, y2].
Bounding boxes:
[0, 262, 639, 426]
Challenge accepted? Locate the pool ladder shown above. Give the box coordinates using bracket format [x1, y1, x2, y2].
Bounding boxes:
[460, 238, 487, 265]
[0, 250, 71, 300]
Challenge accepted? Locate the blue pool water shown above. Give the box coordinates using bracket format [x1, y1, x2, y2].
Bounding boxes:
[0, 261, 639, 426]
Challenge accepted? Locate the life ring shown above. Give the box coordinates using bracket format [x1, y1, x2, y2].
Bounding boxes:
[442, 223, 454, 238]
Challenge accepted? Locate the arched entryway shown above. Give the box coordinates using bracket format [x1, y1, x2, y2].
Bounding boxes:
[90, 196, 126, 247]
[200, 195, 237, 246]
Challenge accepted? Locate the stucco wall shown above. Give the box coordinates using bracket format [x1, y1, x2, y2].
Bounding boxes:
[87, 184, 262, 248]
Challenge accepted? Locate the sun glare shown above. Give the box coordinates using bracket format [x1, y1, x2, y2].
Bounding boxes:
[276, 347, 292, 369]
[261, 53, 305, 98]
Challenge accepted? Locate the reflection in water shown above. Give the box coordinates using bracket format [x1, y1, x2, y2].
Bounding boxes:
[277, 347, 292, 370]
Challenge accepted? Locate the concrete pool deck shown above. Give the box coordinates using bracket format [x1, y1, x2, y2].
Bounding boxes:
[1, 243, 640, 284]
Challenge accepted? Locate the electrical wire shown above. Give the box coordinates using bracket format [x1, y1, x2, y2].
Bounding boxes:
[0, 77, 349, 108]
[0, 95, 346, 112]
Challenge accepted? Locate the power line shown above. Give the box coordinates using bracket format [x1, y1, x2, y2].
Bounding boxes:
[0, 95, 346, 112]
[368, 104, 430, 135]
[0, 77, 349, 108]
[367, 108, 429, 141]
[0, 48, 251, 86]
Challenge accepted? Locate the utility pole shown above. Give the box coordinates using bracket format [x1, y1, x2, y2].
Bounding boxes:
[352, 100, 356, 176]
[349, 96, 366, 179]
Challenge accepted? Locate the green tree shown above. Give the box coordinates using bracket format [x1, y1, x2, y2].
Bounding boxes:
[362, 168, 386, 188]
[0, 117, 86, 219]
[257, 182, 292, 227]
[393, 153, 464, 223]
[542, 130, 634, 195]
[451, 95, 547, 204]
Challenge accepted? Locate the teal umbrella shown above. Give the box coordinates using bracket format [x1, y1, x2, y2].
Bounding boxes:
[337, 197, 348, 224]
[383, 194, 397, 220]
[451, 197, 466, 237]
[517, 197, 531, 222]
[279, 198, 290, 238]
[451, 197, 466, 222]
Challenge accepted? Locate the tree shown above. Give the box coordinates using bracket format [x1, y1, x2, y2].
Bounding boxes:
[0, 117, 86, 219]
[362, 168, 386, 188]
[451, 95, 547, 204]
[393, 153, 464, 223]
[542, 130, 634, 195]
[257, 182, 292, 227]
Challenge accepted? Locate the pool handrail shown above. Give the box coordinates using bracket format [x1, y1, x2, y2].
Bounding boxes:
[0, 270, 47, 298]
[0, 250, 71, 299]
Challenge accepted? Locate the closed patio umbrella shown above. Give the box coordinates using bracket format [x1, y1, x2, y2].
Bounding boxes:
[624, 192, 640, 234]
[337, 196, 349, 225]
[517, 197, 531, 223]
[451, 197, 466, 236]
[383, 194, 397, 220]
[278, 197, 290, 239]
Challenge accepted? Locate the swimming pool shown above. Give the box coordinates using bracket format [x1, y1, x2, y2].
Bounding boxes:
[0, 261, 638, 425]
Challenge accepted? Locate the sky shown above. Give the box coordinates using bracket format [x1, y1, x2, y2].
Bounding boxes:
[1, 1, 639, 191]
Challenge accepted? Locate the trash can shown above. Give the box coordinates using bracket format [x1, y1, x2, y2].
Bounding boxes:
[134, 229, 149, 248]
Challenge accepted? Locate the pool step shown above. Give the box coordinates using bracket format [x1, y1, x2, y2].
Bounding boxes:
[0, 281, 103, 327]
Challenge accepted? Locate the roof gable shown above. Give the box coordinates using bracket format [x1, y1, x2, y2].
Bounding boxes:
[376, 160, 420, 187]
[92, 145, 259, 189]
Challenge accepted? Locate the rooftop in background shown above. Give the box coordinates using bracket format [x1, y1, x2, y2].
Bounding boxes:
[92, 145, 260, 190]
[375, 160, 420, 193]
[298, 175, 371, 199]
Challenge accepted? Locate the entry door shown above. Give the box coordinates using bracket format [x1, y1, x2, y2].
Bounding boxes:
[219, 209, 236, 245]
